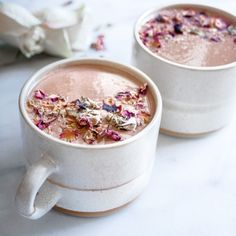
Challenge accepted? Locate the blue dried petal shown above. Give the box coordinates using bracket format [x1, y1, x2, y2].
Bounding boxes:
[102, 103, 117, 112]
[75, 99, 86, 109]
[174, 23, 183, 34]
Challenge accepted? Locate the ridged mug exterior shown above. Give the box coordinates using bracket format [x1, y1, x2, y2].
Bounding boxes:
[132, 4, 236, 136]
[16, 58, 162, 219]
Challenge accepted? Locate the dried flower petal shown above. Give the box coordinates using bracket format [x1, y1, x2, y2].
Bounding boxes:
[214, 18, 227, 30]
[35, 119, 50, 130]
[115, 91, 131, 100]
[83, 130, 96, 144]
[77, 116, 92, 127]
[48, 94, 59, 102]
[138, 83, 148, 96]
[60, 129, 78, 141]
[122, 109, 135, 119]
[102, 102, 117, 112]
[34, 90, 46, 99]
[104, 129, 121, 141]
[75, 98, 86, 109]
[174, 23, 183, 34]
[90, 34, 105, 51]
[210, 35, 221, 42]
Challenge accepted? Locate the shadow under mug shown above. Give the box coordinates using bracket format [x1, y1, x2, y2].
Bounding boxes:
[15, 58, 162, 219]
[133, 3, 236, 137]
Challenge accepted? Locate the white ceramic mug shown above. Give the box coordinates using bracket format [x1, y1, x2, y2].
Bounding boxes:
[133, 4, 236, 137]
[15, 58, 162, 219]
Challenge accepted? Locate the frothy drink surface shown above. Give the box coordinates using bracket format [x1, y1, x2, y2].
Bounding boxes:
[26, 64, 155, 145]
[139, 7, 236, 67]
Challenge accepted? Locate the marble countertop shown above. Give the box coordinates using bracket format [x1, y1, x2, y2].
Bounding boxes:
[1, 0, 236, 235]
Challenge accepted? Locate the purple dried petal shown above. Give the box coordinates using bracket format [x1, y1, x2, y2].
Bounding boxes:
[116, 104, 122, 113]
[174, 23, 183, 34]
[210, 36, 221, 42]
[35, 120, 49, 130]
[122, 110, 135, 119]
[34, 90, 45, 100]
[214, 18, 227, 30]
[33, 107, 41, 116]
[75, 99, 86, 109]
[49, 94, 59, 102]
[135, 103, 145, 110]
[115, 91, 131, 100]
[155, 14, 166, 23]
[104, 129, 121, 141]
[102, 103, 117, 112]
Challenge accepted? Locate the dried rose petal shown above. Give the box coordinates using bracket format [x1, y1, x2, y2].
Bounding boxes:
[34, 90, 45, 100]
[115, 91, 131, 100]
[135, 103, 145, 110]
[104, 129, 121, 141]
[90, 35, 105, 51]
[210, 36, 221, 42]
[214, 18, 227, 30]
[78, 117, 92, 127]
[122, 110, 135, 119]
[116, 104, 122, 113]
[35, 120, 50, 130]
[138, 83, 148, 96]
[49, 94, 59, 102]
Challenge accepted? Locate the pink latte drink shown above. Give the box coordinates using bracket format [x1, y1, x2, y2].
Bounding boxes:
[26, 64, 155, 145]
[139, 6, 236, 67]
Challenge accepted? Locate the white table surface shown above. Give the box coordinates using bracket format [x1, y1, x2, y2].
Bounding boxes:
[1, 0, 236, 235]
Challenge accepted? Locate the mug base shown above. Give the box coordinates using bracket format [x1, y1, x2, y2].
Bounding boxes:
[160, 127, 221, 138]
[50, 165, 152, 215]
[53, 199, 134, 217]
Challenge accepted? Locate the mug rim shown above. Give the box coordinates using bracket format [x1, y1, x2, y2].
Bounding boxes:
[19, 58, 162, 150]
[134, 3, 236, 71]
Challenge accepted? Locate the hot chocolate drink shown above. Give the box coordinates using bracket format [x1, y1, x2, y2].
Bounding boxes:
[26, 64, 155, 144]
[139, 6, 236, 67]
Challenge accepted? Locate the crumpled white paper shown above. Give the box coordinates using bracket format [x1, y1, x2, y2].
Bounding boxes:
[0, 2, 91, 58]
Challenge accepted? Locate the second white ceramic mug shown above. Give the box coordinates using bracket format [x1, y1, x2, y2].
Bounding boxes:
[133, 4, 236, 137]
[15, 58, 162, 219]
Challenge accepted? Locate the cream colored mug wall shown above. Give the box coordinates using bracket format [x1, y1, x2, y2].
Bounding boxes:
[15, 58, 162, 219]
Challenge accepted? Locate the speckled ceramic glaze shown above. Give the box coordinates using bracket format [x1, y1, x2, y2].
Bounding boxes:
[133, 4, 236, 136]
[15, 58, 162, 219]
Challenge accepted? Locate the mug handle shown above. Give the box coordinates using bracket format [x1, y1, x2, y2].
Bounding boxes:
[15, 155, 61, 219]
